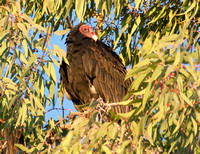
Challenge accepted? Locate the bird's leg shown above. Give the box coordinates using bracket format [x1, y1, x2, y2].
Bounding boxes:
[95, 97, 112, 122]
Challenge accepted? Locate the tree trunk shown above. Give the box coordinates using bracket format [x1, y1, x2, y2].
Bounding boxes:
[0, 128, 24, 154]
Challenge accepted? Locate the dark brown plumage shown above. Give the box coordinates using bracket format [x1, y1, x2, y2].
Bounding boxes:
[60, 23, 132, 114]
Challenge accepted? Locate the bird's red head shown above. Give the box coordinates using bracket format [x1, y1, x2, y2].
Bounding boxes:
[79, 24, 98, 41]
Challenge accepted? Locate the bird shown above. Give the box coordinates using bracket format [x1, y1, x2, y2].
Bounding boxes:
[60, 23, 132, 116]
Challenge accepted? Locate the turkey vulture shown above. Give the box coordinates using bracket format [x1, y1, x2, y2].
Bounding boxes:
[60, 23, 132, 115]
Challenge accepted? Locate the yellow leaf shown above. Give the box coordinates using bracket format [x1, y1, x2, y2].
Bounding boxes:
[54, 29, 70, 35]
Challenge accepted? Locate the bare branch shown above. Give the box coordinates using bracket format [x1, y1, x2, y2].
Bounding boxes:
[67, 16, 73, 29]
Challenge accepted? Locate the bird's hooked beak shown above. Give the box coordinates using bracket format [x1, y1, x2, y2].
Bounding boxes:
[92, 34, 98, 42]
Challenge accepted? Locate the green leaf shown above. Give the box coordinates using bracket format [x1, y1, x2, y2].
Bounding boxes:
[0, 40, 8, 57]
[152, 87, 160, 106]
[50, 56, 60, 67]
[21, 102, 27, 125]
[33, 95, 45, 111]
[195, 110, 200, 124]
[153, 127, 157, 142]
[3, 77, 16, 85]
[121, 14, 132, 27]
[19, 51, 28, 65]
[48, 82, 55, 105]
[33, 38, 46, 49]
[177, 1, 196, 15]
[173, 50, 181, 66]
[147, 122, 154, 145]
[3, 15, 9, 30]
[177, 76, 183, 93]
[140, 36, 153, 55]
[6, 83, 18, 91]
[136, 59, 151, 68]
[22, 39, 28, 59]
[49, 62, 57, 83]
[180, 92, 193, 107]
[118, 110, 135, 118]
[148, 6, 166, 25]
[113, 24, 129, 48]
[158, 34, 179, 43]
[106, 0, 112, 14]
[164, 65, 174, 78]
[54, 29, 70, 35]
[24, 98, 36, 115]
[34, 78, 40, 95]
[179, 67, 190, 78]
[136, 136, 142, 153]
[131, 88, 146, 96]
[135, 0, 143, 10]
[65, 0, 73, 17]
[173, 93, 180, 111]
[125, 16, 141, 60]
[32, 23, 46, 32]
[114, 0, 120, 17]
[39, 75, 44, 97]
[17, 23, 28, 37]
[15, 144, 29, 151]
[117, 99, 133, 106]
[131, 69, 151, 90]
[75, 0, 86, 21]
[42, 65, 50, 78]
[15, 106, 23, 127]
[126, 33, 132, 60]
[8, 92, 24, 110]
[191, 116, 197, 136]
[168, 140, 178, 153]
[172, 110, 185, 135]
[150, 65, 163, 83]
[18, 68, 30, 84]
[53, 45, 68, 65]
[21, 13, 35, 25]
[64, 131, 73, 146]
[95, 0, 100, 10]
[27, 54, 38, 68]
[102, 145, 112, 153]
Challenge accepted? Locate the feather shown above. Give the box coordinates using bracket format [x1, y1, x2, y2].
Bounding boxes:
[60, 23, 132, 114]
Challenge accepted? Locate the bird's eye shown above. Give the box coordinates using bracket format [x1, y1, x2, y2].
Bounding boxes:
[79, 25, 94, 36]
[83, 27, 88, 32]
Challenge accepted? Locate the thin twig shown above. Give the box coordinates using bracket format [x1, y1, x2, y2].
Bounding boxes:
[67, 16, 73, 29]
[43, 112, 88, 145]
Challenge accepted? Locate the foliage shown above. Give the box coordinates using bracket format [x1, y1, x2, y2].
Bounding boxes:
[0, 0, 200, 153]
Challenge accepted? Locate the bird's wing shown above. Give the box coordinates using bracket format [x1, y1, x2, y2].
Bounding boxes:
[82, 40, 131, 114]
[60, 61, 73, 101]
